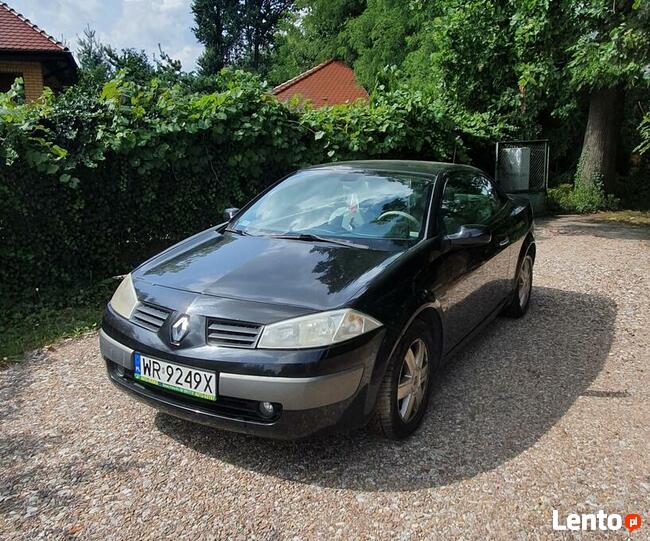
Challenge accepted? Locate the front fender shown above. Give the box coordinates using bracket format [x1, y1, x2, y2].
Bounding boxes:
[358, 294, 444, 419]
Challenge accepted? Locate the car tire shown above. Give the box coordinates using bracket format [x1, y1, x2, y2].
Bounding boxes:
[504, 253, 534, 318]
[371, 318, 436, 439]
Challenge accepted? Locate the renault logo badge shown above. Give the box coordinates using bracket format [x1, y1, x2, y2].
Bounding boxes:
[170, 314, 190, 345]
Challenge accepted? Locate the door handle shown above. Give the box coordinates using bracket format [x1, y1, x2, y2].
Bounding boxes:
[498, 237, 510, 247]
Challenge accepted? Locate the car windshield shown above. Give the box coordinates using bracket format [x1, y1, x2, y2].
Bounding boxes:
[231, 169, 433, 242]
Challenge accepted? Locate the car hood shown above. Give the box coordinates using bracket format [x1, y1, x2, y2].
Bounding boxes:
[134, 230, 403, 311]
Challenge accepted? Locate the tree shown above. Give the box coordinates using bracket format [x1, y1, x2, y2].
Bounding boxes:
[192, 0, 295, 76]
[239, 0, 295, 72]
[268, 0, 365, 84]
[76, 27, 112, 88]
[76, 28, 183, 89]
[271, 0, 649, 195]
[192, 0, 241, 74]
[342, 0, 419, 90]
[568, 0, 650, 191]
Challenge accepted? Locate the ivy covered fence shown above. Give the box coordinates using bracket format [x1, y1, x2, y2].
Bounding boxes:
[0, 73, 492, 304]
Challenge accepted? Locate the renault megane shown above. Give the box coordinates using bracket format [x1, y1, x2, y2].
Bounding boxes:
[100, 161, 535, 439]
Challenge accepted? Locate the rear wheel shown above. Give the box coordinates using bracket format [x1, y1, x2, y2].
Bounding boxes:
[504, 253, 533, 318]
[372, 319, 436, 439]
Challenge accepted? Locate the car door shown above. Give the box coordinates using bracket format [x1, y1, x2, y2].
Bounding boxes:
[478, 173, 514, 301]
[433, 170, 511, 353]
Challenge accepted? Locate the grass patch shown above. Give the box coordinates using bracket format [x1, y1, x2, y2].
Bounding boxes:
[0, 279, 117, 367]
[593, 210, 650, 227]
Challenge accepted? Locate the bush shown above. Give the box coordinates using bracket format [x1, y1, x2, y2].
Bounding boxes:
[0, 73, 479, 305]
[546, 183, 574, 212]
[547, 179, 620, 214]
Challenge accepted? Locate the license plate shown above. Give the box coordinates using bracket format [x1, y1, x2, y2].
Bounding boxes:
[133, 353, 217, 401]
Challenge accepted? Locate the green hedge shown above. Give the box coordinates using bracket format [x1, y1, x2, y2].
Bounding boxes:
[0, 73, 481, 305]
[547, 181, 620, 214]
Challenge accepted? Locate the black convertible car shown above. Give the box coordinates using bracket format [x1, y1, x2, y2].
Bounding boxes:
[100, 161, 535, 439]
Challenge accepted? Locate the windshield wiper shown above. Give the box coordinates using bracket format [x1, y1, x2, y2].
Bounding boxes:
[270, 232, 369, 249]
[225, 227, 253, 236]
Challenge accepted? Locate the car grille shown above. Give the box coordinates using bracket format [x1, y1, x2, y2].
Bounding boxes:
[130, 302, 171, 332]
[206, 318, 262, 348]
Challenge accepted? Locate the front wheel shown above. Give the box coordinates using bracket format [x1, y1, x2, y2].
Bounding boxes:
[504, 253, 533, 318]
[371, 319, 436, 439]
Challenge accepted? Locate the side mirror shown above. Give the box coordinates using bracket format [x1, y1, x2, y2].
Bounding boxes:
[445, 224, 492, 248]
[223, 207, 240, 221]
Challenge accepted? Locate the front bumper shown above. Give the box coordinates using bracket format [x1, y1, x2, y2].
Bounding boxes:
[100, 329, 364, 410]
[100, 326, 385, 439]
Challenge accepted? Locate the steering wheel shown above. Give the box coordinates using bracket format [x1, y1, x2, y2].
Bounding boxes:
[376, 210, 420, 229]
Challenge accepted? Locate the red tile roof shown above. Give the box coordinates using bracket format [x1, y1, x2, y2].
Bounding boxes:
[0, 1, 69, 53]
[272, 60, 369, 107]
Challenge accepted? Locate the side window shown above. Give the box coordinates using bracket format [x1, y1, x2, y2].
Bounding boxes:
[440, 172, 503, 235]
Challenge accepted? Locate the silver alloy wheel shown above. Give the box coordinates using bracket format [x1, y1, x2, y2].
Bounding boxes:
[397, 338, 429, 422]
[518, 256, 532, 308]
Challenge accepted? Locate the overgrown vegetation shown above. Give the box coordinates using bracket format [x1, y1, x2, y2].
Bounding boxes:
[0, 280, 117, 364]
[0, 73, 480, 314]
[265, 0, 649, 201]
[547, 182, 620, 214]
[76, 0, 650, 210]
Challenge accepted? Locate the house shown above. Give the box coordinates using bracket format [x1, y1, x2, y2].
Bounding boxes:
[0, 1, 77, 101]
[272, 59, 369, 107]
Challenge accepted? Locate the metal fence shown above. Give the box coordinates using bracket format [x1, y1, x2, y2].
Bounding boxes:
[495, 140, 549, 193]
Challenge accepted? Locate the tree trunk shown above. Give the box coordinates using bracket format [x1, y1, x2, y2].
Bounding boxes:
[577, 86, 624, 193]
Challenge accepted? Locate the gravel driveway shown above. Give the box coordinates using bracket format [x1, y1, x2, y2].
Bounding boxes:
[1, 215, 649, 540]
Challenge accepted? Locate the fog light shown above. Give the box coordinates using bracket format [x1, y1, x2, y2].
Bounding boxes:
[115, 364, 126, 378]
[258, 401, 276, 418]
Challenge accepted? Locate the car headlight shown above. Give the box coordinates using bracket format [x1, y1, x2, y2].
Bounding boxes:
[257, 309, 382, 349]
[109, 274, 138, 319]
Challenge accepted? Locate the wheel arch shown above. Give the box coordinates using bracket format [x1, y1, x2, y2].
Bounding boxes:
[387, 302, 444, 370]
[515, 232, 536, 280]
[415, 307, 444, 365]
[523, 233, 536, 262]
[368, 301, 444, 438]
